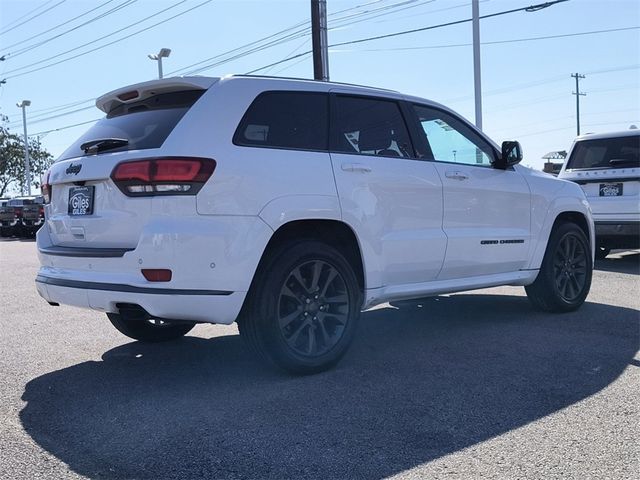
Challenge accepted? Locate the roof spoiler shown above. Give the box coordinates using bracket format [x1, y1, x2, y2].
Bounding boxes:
[95, 76, 219, 113]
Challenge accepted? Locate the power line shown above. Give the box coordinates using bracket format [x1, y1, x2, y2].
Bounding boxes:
[3, 0, 215, 80]
[2, 1, 187, 76]
[329, 0, 570, 49]
[0, 0, 57, 31]
[246, 0, 570, 75]
[4, 0, 139, 60]
[29, 118, 101, 137]
[168, 0, 440, 76]
[331, 26, 640, 52]
[0, 0, 67, 37]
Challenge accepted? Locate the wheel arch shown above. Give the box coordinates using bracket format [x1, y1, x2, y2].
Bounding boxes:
[528, 201, 595, 270]
[255, 219, 366, 295]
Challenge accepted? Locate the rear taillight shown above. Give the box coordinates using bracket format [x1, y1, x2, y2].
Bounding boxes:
[41, 171, 51, 204]
[14, 208, 22, 218]
[111, 157, 216, 196]
[39, 206, 45, 217]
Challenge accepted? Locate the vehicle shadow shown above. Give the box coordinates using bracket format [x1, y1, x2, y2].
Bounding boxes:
[20, 294, 639, 479]
[595, 250, 640, 275]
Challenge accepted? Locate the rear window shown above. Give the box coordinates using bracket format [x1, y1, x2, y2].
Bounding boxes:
[59, 90, 204, 160]
[566, 135, 640, 170]
[233, 91, 329, 151]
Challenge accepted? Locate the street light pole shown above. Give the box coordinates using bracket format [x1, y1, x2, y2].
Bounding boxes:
[472, 0, 482, 131]
[148, 48, 171, 79]
[16, 100, 31, 196]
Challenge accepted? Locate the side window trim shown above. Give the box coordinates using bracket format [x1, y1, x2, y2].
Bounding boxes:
[409, 103, 499, 168]
[232, 90, 330, 153]
[329, 93, 418, 160]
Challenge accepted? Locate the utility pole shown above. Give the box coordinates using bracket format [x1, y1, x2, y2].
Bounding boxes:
[571, 73, 586, 136]
[16, 100, 31, 196]
[311, 0, 329, 81]
[472, 0, 482, 131]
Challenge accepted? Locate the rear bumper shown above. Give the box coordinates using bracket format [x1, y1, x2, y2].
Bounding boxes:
[35, 214, 274, 324]
[594, 221, 640, 249]
[35, 275, 245, 324]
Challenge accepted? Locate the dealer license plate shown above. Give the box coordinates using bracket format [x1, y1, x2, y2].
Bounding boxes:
[599, 183, 623, 197]
[68, 186, 95, 216]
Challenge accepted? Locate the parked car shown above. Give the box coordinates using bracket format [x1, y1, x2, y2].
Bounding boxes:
[0, 196, 45, 237]
[558, 130, 639, 259]
[35, 75, 594, 373]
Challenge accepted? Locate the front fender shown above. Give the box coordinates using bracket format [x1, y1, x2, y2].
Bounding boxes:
[527, 189, 594, 270]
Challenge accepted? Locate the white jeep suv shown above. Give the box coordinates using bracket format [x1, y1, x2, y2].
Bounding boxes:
[558, 130, 639, 259]
[36, 75, 594, 373]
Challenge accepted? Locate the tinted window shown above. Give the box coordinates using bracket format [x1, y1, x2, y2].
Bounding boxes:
[413, 105, 495, 166]
[234, 92, 328, 151]
[59, 90, 204, 161]
[331, 95, 414, 158]
[566, 135, 640, 170]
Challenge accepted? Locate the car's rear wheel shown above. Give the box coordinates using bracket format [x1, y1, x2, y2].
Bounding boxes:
[107, 313, 195, 342]
[238, 240, 361, 374]
[525, 222, 592, 312]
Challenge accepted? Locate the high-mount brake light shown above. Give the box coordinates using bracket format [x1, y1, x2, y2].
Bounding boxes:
[111, 157, 216, 196]
[117, 90, 139, 101]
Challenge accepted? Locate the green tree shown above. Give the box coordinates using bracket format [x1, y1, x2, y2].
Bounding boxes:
[0, 115, 54, 197]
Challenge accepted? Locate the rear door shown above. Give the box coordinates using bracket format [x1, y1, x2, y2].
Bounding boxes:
[45, 90, 205, 248]
[408, 104, 531, 280]
[329, 92, 446, 288]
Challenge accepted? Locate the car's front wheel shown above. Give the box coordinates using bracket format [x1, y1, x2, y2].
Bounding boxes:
[107, 313, 196, 342]
[525, 222, 592, 312]
[238, 240, 361, 374]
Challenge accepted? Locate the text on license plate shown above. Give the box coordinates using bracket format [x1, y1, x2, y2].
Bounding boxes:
[68, 186, 95, 215]
[599, 183, 623, 197]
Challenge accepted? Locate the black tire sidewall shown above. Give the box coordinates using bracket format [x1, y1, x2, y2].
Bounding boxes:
[539, 223, 593, 311]
[250, 241, 361, 373]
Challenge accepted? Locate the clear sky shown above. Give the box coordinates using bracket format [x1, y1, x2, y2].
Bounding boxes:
[1, 0, 638, 177]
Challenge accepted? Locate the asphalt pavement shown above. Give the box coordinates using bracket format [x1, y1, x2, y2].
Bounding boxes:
[0, 239, 638, 480]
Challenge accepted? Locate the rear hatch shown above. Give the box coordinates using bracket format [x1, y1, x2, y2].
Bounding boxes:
[45, 77, 216, 248]
[561, 134, 640, 218]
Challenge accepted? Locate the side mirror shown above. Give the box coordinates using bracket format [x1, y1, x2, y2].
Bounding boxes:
[495, 141, 523, 169]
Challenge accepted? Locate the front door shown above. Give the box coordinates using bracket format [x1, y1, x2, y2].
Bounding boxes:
[410, 104, 531, 280]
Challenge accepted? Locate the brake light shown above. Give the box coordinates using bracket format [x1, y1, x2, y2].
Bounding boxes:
[39, 206, 45, 217]
[14, 208, 22, 218]
[117, 90, 139, 101]
[111, 157, 216, 196]
[41, 170, 51, 204]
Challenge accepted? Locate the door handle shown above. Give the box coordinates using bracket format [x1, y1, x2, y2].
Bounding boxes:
[341, 163, 372, 173]
[445, 170, 469, 181]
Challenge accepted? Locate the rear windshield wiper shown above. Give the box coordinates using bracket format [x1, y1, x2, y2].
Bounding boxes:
[609, 158, 639, 166]
[81, 138, 129, 154]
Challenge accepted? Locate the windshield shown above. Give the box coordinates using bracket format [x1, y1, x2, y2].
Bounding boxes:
[566, 135, 640, 170]
[59, 90, 204, 161]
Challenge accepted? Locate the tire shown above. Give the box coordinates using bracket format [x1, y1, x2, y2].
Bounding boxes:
[238, 240, 361, 374]
[595, 245, 610, 260]
[525, 222, 593, 312]
[107, 313, 195, 342]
